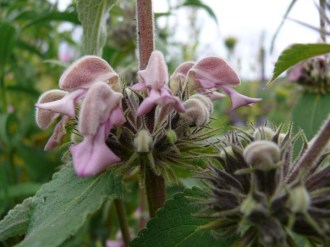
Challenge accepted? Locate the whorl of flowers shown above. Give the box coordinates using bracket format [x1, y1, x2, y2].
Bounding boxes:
[288, 55, 330, 94]
[35, 51, 261, 178]
[199, 125, 330, 246]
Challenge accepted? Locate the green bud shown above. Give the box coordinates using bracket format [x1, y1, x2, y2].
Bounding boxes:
[71, 131, 83, 144]
[166, 129, 177, 144]
[288, 186, 310, 213]
[243, 140, 280, 169]
[253, 127, 275, 141]
[134, 129, 153, 153]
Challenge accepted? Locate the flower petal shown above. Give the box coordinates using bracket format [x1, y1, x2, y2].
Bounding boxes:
[170, 61, 195, 84]
[44, 116, 69, 151]
[35, 89, 67, 129]
[131, 81, 146, 91]
[36, 89, 85, 117]
[59, 56, 119, 90]
[188, 57, 240, 90]
[136, 90, 160, 116]
[78, 82, 123, 136]
[219, 85, 262, 111]
[138, 51, 168, 90]
[70, 123, 120, 177]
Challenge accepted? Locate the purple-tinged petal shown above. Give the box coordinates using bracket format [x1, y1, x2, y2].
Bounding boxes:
[70, 123, 120, 177]
[287, 62, 305, 82]
[138, 51, 168, 90]
[131, 81, 146, 91]
[188, 57, 240, 90]
[35, 89, 67, 129]
[219, 85, 262, 111]
[108, 107, 126, 128]
[159, 87, 185, 113]
[209, 91, 226, 101]
[170, 61, 195, 84]
[44, 116, 69, 151]
[36, 89, 85, 117]
[79, 82, 123, 136]
[59, 56, 119, 90]
[136, 90, 160, 116]
[106, 240, 124, 247]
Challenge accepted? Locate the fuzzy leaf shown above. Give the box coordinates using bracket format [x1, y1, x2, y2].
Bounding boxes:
[131, 187, 236, 247]
[0, 164, 124, 247]
[0, 198, 33, 241]
[77, 0, 117, 56]
[268, 43, 330, 85]
[292, 93, 330, 140]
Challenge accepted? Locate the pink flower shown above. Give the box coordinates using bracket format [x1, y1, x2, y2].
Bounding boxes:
[187, 57, 262, 110]
[70, 82, 125, 177]
[132, 51, 185, 116]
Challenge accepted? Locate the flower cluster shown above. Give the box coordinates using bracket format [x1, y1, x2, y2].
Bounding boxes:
[199, 125, 330, 246]
[288, 55, 330, 94]
[35, 51, 261, 177]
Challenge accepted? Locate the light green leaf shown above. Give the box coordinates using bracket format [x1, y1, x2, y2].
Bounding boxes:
[268, 43, 330, 85]
[292, 93, 330, 140]
[179, 0, 218, 24]
[131, 187, 236, 247]
[77, 0, 118, 56]
[0, 164, 124, 247]
[0, 198, 33, 241]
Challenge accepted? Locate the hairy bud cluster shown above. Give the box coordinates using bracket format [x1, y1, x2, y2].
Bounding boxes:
[199, 125, 330, 246]
[288, 56, 330, 94]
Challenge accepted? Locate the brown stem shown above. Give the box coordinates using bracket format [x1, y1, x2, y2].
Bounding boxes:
[114, 199, 130, 247]
[145, 164, 166, 218]
[136, 0, 155, 69]
[288, 114, 330, 182]
[136, 0, 166, 218]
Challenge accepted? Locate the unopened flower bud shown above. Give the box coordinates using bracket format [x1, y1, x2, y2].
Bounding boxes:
[287, 186, 311, 213]
[219, 146, 234, 160]
[243, 140, 280, 170]
[181, 98, 209, 126]
[70, 131, 83, 144]
[190, 94, 214, 113]
[134, 129, 153, 153]
[240, 195, 266, 217]
[253, 127, 275, 141]
[166, 129, 177, 144]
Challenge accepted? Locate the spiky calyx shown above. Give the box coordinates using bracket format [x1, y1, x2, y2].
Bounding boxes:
[199, 125, 330, 246]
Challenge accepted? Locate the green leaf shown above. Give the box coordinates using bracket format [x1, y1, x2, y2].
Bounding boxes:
[0, 21, 16, 68]
[77, 0, 118, 56]
[0, 198, 33, 241]
[292, 93, 330, 140]
[268, 43, 330, 85]
[179, 0, 218, 24]
[131, 188, 236, 247]
[0, 164, 125, 247]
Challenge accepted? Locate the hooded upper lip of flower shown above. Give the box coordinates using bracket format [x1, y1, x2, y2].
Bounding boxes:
[132, 50, 185, 116]
[35, 56, 126, 177]
[171, 56, 262, 110]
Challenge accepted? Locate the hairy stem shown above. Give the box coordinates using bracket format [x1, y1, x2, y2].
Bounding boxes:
[136, 0, 166, 217]
[114, 199, 130, 247]
[136, 0, 155, 69]
[288, 114, 330, 182]
[145, 164, 166, 218]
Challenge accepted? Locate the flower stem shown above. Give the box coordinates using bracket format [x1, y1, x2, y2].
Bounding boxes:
[288, 114, 330, 182]
[136, 0, 155, 69]
[145, 164, 166, 218]
[136, 0, 166, 218]
[114, 199, 130, 247]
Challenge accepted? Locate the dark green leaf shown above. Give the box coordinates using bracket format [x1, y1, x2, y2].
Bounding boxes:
[268, 43, 330, 85]
[292, 93, 330, 140]
[0, 21, 16, 69]
[131, 187, 236, 247]
[179, 0, 218, 24]
[77, 0, 118, 56]
[0, 164, 125, 247]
